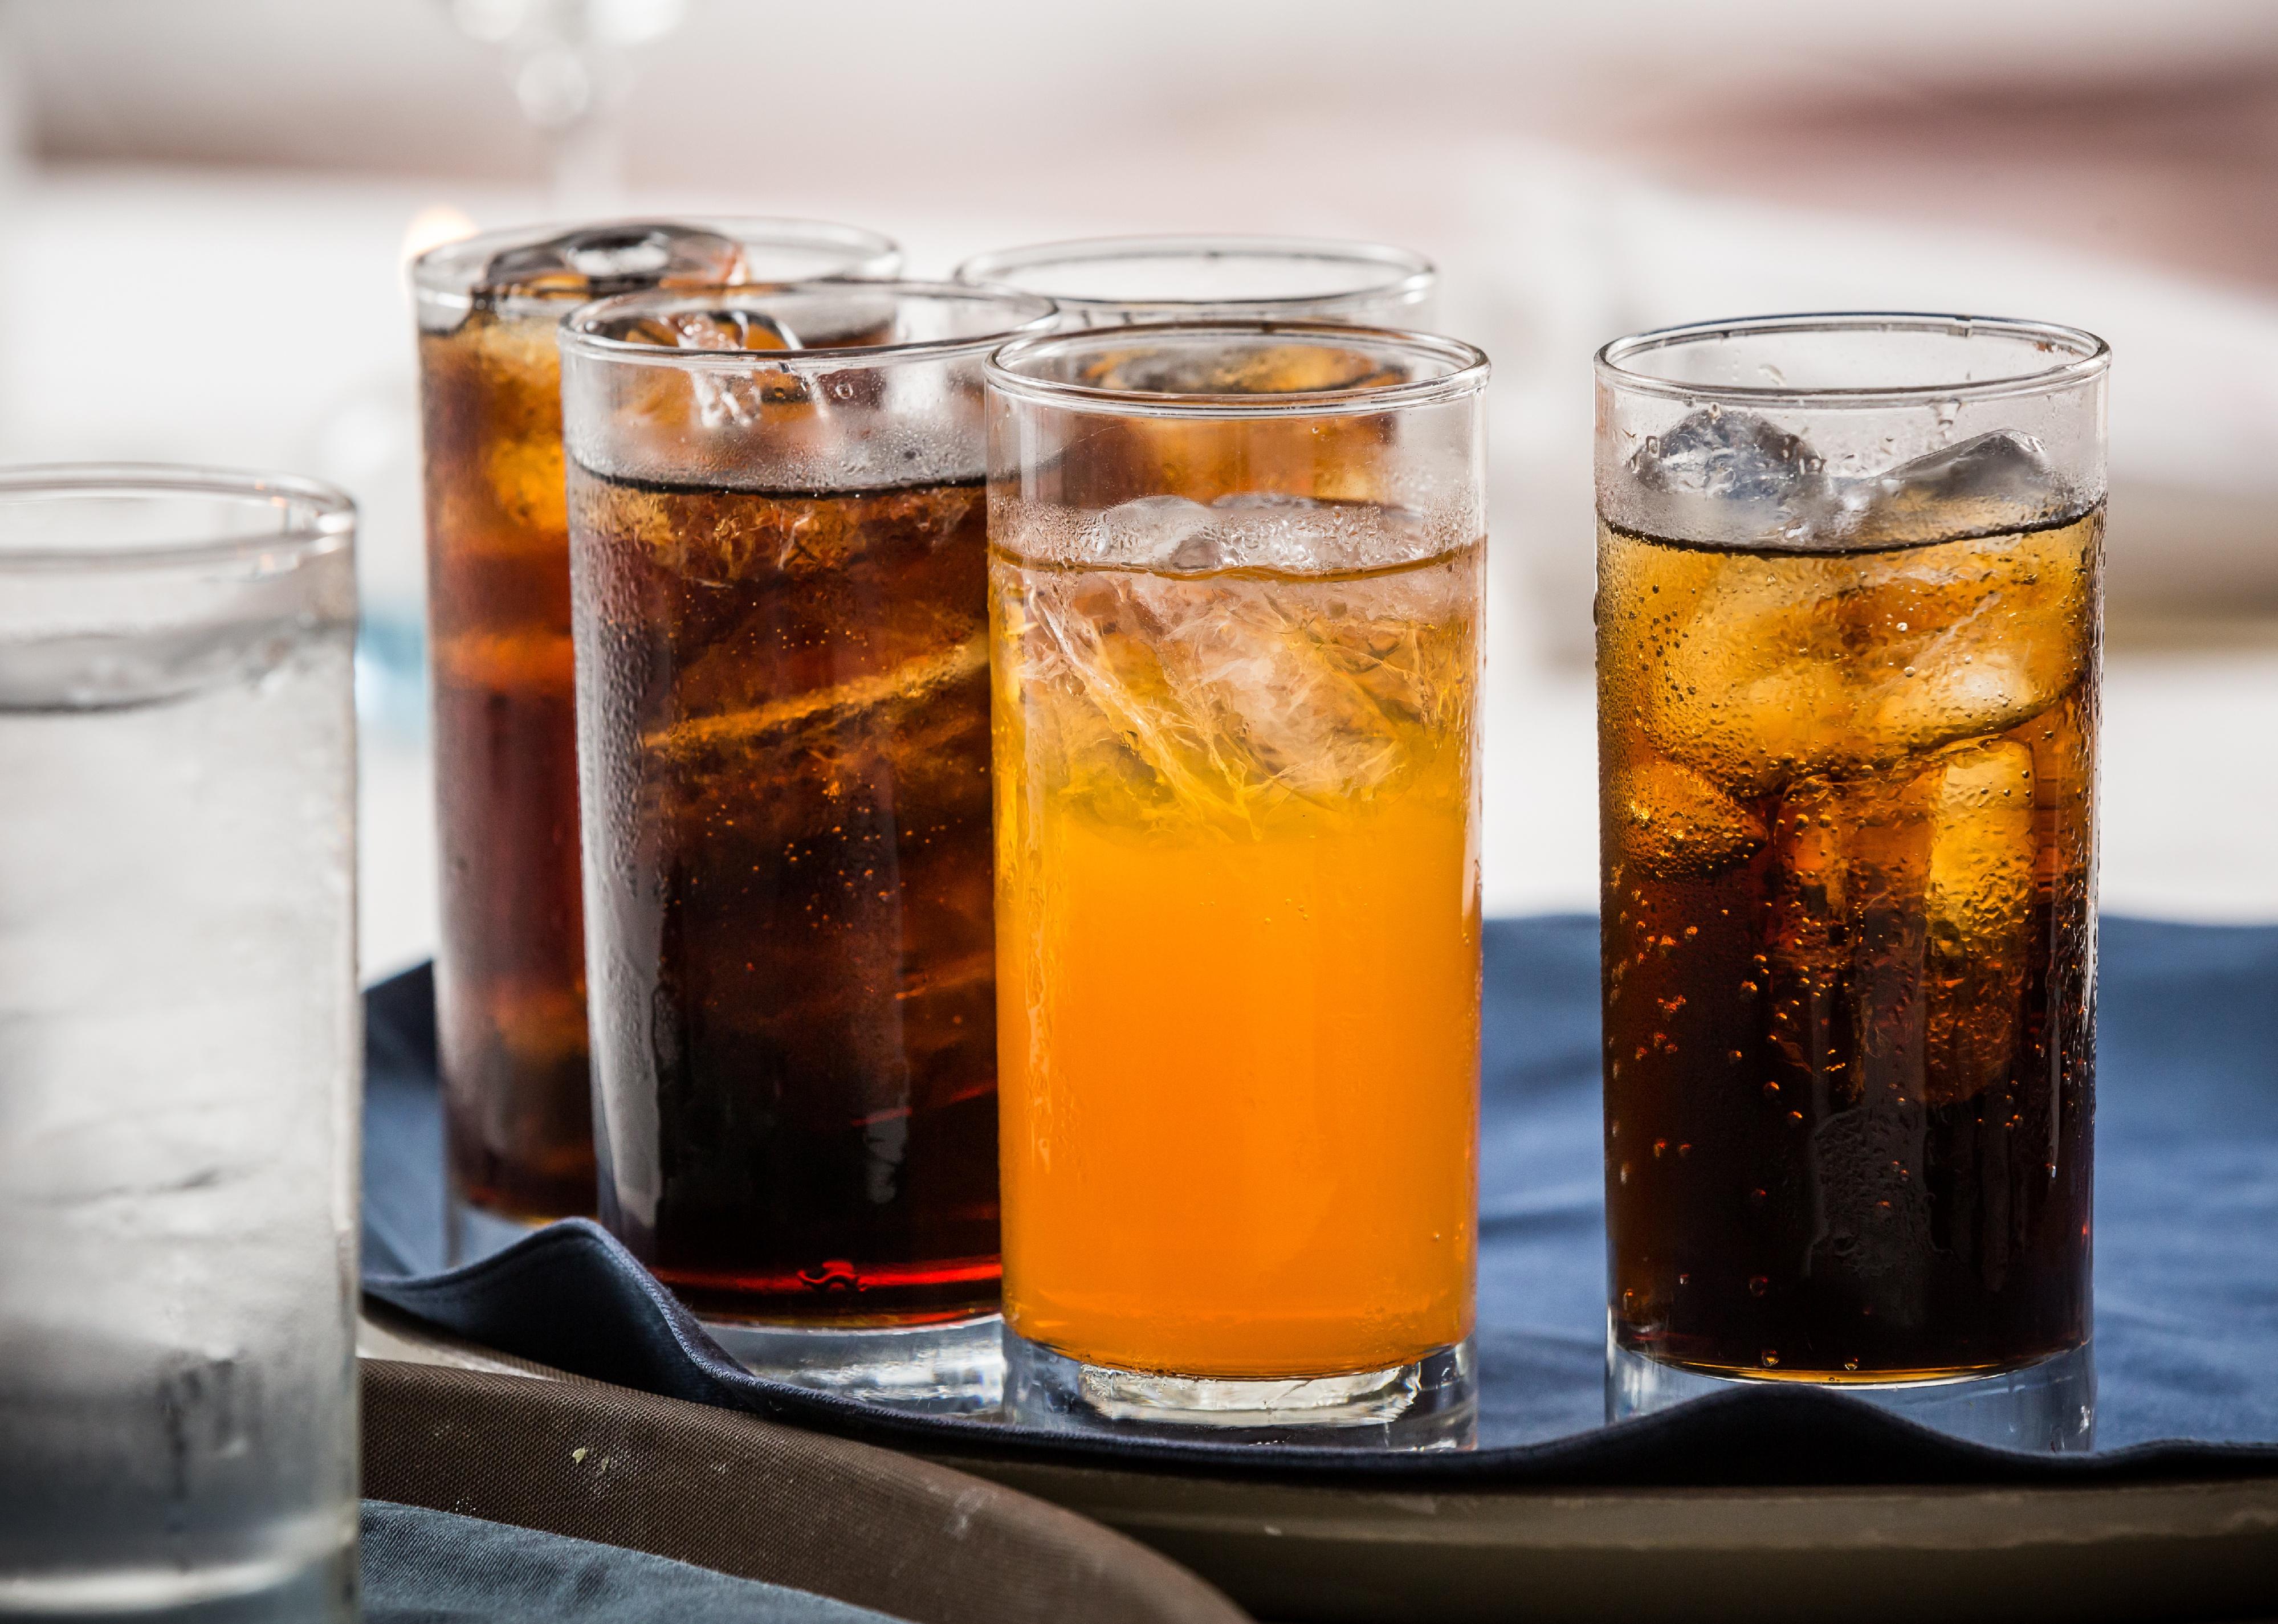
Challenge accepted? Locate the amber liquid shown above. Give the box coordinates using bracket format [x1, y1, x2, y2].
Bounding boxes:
[1598, 512, 2099, 1379]
[568, 468, 998, 1325]
[419, 309, 596, 1224]
[992, 534, 1482, 1377]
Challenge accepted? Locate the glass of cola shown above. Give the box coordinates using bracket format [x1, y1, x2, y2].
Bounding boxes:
[556, 282, 1054, 1409]
[1594, 314, 2109, 1451]
[412, 219, 897, 1259]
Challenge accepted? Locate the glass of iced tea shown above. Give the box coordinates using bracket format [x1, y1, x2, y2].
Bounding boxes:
[987, 324, 1490, 1447]
[557, 282, 1056, 1408]
[1595, 315, 2108, 1451]
[955, 235, 1436, 329]
[413, 219, 898, 1259]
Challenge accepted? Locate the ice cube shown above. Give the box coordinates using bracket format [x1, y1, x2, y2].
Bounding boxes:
[1922, 739, 2035, 1107]
[1640, 561, 1863, 795]
[1012, 554, 1470, 823]
[1806, 1095, 1933, 1309]
[1864, 524, 2092, 752]
[1757, 744, 2035, 1115]
[480, 222, 748, 300]
[1633, 407, 1824, 504]
[1081, 342, 1403, 397]
[1823, 430, 2062, 546]
[1092, 495, 1219, 569]
[1645, 521, 2092, 794]
[1131, 574, 1419, 803]
[1608, 753, 1767, 879]
[1762, 769, 1938, 1103]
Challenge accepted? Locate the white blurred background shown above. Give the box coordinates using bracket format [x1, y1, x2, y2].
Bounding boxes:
[5, 0, 2276, 973]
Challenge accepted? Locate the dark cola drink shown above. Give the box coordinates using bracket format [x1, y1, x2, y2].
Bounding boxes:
[566, 468, 999, 1325]
[1598, 504, 2100, 1380]
[413, 221, 891, 1245]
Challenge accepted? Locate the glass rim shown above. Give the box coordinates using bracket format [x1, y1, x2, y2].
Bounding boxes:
[556, 279, 1061, 370]
[1595, 312, 2112, 408]
[986, 321, 1490, 420]
[952, 233, 1436, 313]
[411, 215, 901, 312]
[0, 463, 356, 572]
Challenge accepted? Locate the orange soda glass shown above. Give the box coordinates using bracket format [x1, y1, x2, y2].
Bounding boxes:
[985, 323, 1490, 1447]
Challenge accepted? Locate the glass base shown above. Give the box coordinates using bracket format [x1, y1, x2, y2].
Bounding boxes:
[1004, 1331, 1477, 1449]
[703, 1312, 1005, 1414]
[443, 1192, 544, 1268]
[0, 1544, 353, 1622]
[1608, 1332, 2096, 1452]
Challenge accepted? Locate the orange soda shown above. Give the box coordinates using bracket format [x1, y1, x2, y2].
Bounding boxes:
[991, 520, 1482, 1378]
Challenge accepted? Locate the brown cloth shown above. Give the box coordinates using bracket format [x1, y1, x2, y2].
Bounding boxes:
[361, 1358, 1248, 1624]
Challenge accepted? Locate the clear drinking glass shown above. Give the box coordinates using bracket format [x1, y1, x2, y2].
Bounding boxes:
[987, 324, 1489, 1447]
[1595, 315, 2108, 1451]
[955, 235, 1436, 329]
[557, 281, 1057, 1409]
[0, 467, 360, 1617]
[413, 218, 899, 1262]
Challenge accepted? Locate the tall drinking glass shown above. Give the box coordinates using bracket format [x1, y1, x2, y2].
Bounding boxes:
[559, 282, 1057, 1408]
[413, 218, 899, 1259]
[1595, 315, 2108, 1451]
[0, 467, 360, 1617]
[955, 235, 1436, 329]
[987, 324, 1489, 1447]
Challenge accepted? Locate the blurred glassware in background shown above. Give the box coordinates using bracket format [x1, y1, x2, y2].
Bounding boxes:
[413, 217, 900, 1261]
[441, 0, 688, 207]
[955, 235, 1438, 330]
[0, 467, 361, 1620]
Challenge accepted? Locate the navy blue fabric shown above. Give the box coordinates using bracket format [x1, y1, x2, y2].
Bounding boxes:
[363, 917, 2278, 1486]
[361, 1499, 902, 1622]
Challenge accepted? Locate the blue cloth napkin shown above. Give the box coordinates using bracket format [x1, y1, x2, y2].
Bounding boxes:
[362, 1499, 903, 1622]
[364, 917, 2278, 1484]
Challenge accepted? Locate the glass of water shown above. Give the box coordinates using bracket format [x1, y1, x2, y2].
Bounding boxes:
[0, 467, 360, 1619]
